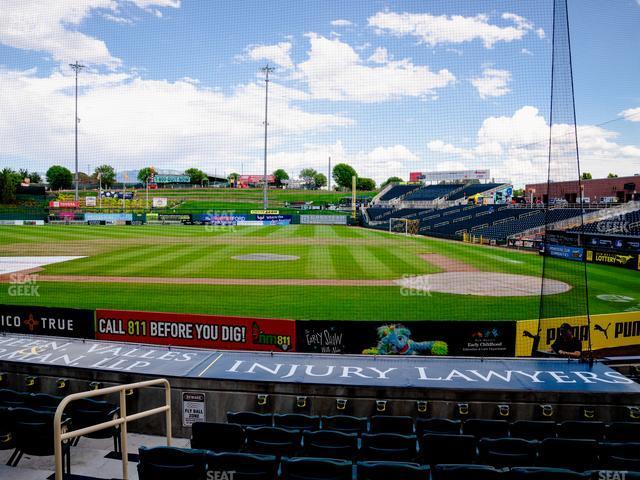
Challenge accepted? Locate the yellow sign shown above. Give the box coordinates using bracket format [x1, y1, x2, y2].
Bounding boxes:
[516, 311, 640, 357]
[250, 210, 279, 215]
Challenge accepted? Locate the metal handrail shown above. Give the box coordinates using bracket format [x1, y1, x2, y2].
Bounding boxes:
[53, 378, 172, 480]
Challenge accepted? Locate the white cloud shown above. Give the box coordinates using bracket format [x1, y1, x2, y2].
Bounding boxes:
[0, 68, 352, 174]
[0, 0, 180, 68]
[368, 11, 537, 48]
[536, 28, 546, 39]
[428, 140, 475, 160]
[471, 68, 511, 99]
[295, 34, 455, 102]
[367, 47, 390, 64]
[245, 42, 294, 69]
[426, 106, 640, 186]
[127, 0, 180, 7]
[102, 13, 135, 24]
[331, 19, 353, 27]
[521, 48, 533, 56]
[620, 107, 640, 122]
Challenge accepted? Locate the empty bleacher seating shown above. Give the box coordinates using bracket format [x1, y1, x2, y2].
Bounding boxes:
[447, 183, 503, 202]
[570, 209, 640, 236]
[404, 184, 462, 202]
[378, 184, 421, 202]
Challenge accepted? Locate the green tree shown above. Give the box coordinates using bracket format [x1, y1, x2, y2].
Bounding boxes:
[356, 177, 376, 191]
[46, 165, 73, 190]
[137, 167, 154, 184]
[607, 173, 618, 178]
[18, 169, 29, 181]
[313, 172, 327, 189]
[300, 168, 317, 185]
[94, 165, 116, 188]
[0, 168, 21, 204]
[332, 163, 357, 189]
[185, 168, 208, 185]
[380, 176, 403, 189]
[28, 171, 42, 183]
[273, 169, 289, 187]
[581, 172, 592, 180]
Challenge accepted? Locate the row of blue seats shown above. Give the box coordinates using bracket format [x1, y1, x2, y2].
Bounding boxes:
[224, 413, 640, 442]
[192, 422, 640, 471]
[138, 447, 640, 480]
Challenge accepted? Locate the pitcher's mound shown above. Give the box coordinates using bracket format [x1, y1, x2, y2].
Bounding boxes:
[233, 254, 299, 261]
[395, 272, 571, 297]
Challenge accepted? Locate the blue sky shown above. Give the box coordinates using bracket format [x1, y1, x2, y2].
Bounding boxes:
[0, 0, 638, 186]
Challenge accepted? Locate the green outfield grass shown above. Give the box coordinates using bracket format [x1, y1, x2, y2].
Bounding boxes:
[0, 224, 637, 321]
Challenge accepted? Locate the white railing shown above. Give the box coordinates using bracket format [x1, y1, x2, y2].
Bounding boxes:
[53, 378, 172, 480]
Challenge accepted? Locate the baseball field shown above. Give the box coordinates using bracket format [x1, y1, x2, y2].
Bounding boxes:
[0, 224, 637, 321]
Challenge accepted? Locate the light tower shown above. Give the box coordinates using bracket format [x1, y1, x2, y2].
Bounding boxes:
[69, 61, 85, 201]
[261, 64, 275, 210]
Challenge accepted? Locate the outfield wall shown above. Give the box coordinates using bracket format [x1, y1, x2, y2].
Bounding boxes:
[2, 303, 639, 358]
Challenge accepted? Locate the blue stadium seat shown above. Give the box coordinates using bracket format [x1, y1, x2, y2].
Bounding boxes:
[600, 442, 640, 471]
[205, 451, 278, 480]
[606, 422, 640, 442]
[539, 438, 599, 471]
[274, 413, 320, 431]
[138, 446, 206, 480]
[227, 411, 272, 428]
[415, 418, 461, 436]
[25, 392, 63, 412]
[7, 408, 72, 470]
[433, 464, 504, 480]
[558, 421, 606, 441]
[0, 389, 28, 408]
[478, 437, 539, 467]
[0, 406, 15, 451]
[420, 433, 476, 465]
[369, 415, 414, 435]
[68, 397, 121, 451]
[462, 419, 510, 439]
[360, 433, 418, 462]
[510, 420, 556, 440]
[357, 460, 430, 480]
[190, 422, 245, 452]
[302, 430, 358, 460]
[507, 466, 590, 479]
[281, 456, 352, 480]
[245, 426, 302, 457]
[321, 415, 368, 435]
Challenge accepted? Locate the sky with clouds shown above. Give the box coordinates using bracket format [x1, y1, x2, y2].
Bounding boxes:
[0, 0, 638, 186]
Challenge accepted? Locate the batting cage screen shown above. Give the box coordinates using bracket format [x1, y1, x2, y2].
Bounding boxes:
[0, 0, 638, 359]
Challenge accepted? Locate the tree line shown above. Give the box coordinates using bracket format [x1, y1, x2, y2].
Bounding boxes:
[0, 161, 409, 204]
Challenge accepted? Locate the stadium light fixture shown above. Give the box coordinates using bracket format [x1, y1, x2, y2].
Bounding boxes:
[261, 64, 275, 210]
[69, 61, 85, 201]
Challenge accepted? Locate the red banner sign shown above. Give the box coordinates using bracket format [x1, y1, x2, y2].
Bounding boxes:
[49, 201, 80, 208]
[95, 309, 296, 352]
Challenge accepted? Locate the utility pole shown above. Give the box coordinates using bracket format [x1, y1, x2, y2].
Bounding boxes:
[261, 64, 275, 210]
[69, 61, 85, 201]
[328, 156, 331, 191]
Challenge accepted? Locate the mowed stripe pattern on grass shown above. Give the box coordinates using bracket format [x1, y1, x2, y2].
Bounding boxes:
[31, 225, 437, 280]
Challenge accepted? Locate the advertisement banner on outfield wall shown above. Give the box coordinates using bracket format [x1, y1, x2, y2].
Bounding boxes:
[515, 312, 640, 357]
[95, 309, 296, 352]
[547, 244, 584, 261]
[300, 215, 348, 225]
[0, 304, 94, 338]
[585, 250, 640, 270]
[296, 320, 516, 356]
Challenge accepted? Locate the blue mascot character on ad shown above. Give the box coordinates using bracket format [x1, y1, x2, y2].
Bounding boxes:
[362, 324, 448, 356]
